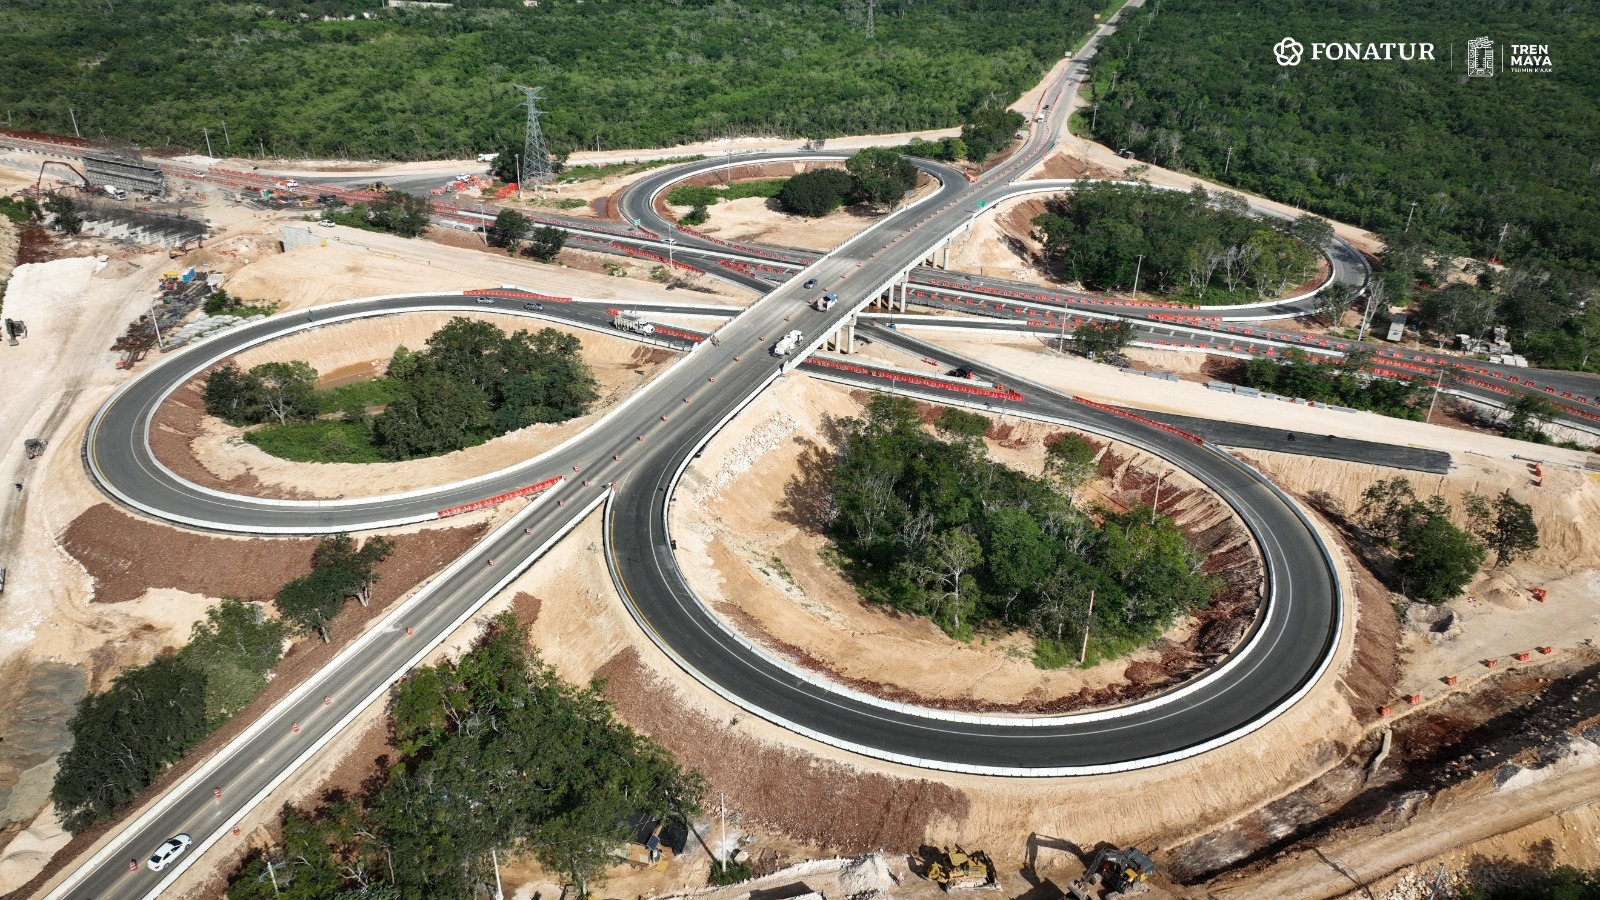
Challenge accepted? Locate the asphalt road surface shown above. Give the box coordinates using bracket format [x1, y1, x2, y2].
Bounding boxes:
[59, 8, 1342, 898]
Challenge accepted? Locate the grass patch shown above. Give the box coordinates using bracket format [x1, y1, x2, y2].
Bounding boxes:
[561, 155, 706, 183]
[666, 178, 787, 208]
[709, 861, 753, 886]
[315, 377, 403, 416]
[244, 419, 385, 464]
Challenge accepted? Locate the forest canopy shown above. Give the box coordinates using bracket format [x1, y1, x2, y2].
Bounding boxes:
[0, 0, 1102, 161]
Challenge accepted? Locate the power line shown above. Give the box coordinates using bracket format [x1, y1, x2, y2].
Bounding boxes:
[513, 84, 556, 190]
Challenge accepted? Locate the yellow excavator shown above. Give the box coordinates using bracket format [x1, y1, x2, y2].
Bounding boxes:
[1067, 846, 1156, 899]
[926, 847, 998, 892]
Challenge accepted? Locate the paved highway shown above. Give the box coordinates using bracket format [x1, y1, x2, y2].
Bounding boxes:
[57, 8, 1342, 898]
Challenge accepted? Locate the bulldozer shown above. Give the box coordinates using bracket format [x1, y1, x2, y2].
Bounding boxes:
[925, 847, 999, 892]
[1066, 846, 1155, 899]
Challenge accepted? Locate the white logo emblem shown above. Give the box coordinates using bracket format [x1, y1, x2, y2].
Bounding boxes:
[1466, 36, 1495, 77]
[1274, 37, 1304, 66]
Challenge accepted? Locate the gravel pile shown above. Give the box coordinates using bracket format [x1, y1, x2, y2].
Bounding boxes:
[838, 853, 894, 900]
[699, 411, 800, 502]
[1381, 869, 1461, 899]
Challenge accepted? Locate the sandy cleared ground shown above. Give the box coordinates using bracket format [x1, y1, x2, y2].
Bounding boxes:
[224, 230, 750, 313]
[156, 313, 679, 500]
[670, 372, 1261, 712]
[908, 333, 1594, 469]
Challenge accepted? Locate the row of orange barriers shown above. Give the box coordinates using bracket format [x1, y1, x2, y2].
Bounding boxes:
[1071, 396, 1205, 445]
[809, 358, 1024, 402]
[437, 476, 563, 518]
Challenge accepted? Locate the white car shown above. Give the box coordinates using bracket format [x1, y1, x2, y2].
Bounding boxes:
[476, 297, 495, 305]
[284, 179, 299, 189]
[147, 834, 192, 872]
[317, 219, 335, 228]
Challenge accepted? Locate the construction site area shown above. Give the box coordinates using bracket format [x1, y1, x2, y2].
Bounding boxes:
[3, 105, 1600, 900]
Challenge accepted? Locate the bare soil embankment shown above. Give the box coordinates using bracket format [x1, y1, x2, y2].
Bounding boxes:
[671, 372, 1263, 715]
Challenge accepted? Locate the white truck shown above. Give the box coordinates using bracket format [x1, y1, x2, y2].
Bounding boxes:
[812, 292, 837, 311]
[102, 185, 127, 200]
[770, 329, 804, 357]
[611, 312, 656, 336]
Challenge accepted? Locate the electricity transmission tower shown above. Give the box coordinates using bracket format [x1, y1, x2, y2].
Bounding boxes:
[513, 84, 556, 189]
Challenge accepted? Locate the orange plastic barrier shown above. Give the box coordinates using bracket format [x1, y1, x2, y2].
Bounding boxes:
[1070, 396, 1205, 445]
[437, 476, 563, 518]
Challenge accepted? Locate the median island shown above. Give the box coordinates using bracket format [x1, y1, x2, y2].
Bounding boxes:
[673, 375, 1264, 714]
[204, 316, 599, 464]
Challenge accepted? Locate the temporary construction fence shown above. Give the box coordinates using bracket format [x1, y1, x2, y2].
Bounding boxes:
[463, 288, 573, 304]
[808, 357, 1024, 402]
[437, 476, 562, 518]
[1071, 396, 1205, 445]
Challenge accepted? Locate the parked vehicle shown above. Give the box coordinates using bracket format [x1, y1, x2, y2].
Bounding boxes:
[101, 185, 127, 201]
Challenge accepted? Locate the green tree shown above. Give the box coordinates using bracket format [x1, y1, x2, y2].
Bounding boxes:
[846, 147, 918, 208]
[1396, 509, 1486, 604]
[933, 407, 989, 441]
[1044, 432, 1098, 504]
[904, 527, 984, 634]
[679, 203, 709, 226]
[1505, 392, 1559, 442]
[43, 192, 81, 234]
[1486, 490, 1540, 565]
[204, 362, 266, 425]
[523, 225, 567, 261]
[777, 168, 854, 217]
[181, 598, 288, 725]
[249, 360, 320, 427]
[368, 190, 431, 238]
[490, 209, 529, 248]
[1072, 320, 1135, 356]
[51, 654, 209, 834]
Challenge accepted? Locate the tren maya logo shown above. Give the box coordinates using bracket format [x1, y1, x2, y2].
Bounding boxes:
[1468, 36, 1553, 75]
[1273, 37, 1436, 65]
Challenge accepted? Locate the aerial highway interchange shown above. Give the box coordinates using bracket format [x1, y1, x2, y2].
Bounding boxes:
[33, 9, 1594, 900]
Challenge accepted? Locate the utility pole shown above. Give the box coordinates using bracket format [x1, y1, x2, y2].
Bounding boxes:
[1224, 145, 1233, 176]
[1131, 254, 1144, 300]
[148, 295, 164, 350]
[1150, 468, 1169, 523]
[1357, 279, 1384, 343]
[1405, 200, 1419, 232]
[68, 106, 80, 138]
[221, 120, 230, 149]
[1425, 365, 1446, 423]
[719, 792, 728, 874]
[491, 848, 505, 900]
[515, 152, 522, 200]
[1078, 589, 1096, 665]
[1090, 103, 1099, 131]
[267, 857, 282, 896]
[203, 127, 214, 157]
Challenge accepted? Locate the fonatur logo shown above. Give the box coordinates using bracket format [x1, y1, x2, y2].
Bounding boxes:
[1274, 37, 1436, 65]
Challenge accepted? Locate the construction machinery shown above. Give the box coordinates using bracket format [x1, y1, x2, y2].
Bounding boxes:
[1066, 846, 1155, 899]
[168, 236, 204, 259]
[611, 311, 656, 336]
[770, 329, 804, 357]
[926, 847, 998, 892]
[24, 439, 47, 459]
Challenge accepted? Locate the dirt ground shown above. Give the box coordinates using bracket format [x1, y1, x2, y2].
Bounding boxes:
[223, 228, 751, 314]
[151, 313, 679, 500]
[671, 372, 1262, 712]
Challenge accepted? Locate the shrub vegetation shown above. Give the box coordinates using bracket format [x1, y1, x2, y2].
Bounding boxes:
[827, 396, 1216, 667]
[227, 614, 703, 900]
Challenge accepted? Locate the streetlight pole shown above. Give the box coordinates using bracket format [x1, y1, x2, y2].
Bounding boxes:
[221, 120, 230, 149]
[1078, 589, 1096, 666]
[203, 127, 214, 157]
[515, 153, 522, 201]
[1426, 365, 1446, 423]
[1405, 200, 1419, 232]
[68, 106, 80, 138]
[1131, 254, 1144, 300]
[491, 848, 505, 900]
[1224, 145, 1233, 176]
